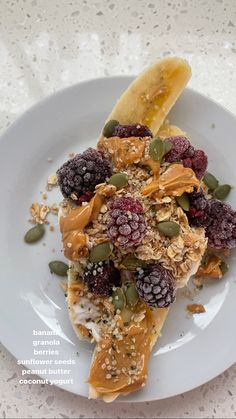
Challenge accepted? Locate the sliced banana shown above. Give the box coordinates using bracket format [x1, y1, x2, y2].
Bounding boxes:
[157, 123, 186, 138]
[102, 57, 191, 137]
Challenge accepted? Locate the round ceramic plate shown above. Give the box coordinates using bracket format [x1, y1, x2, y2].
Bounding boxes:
[0, 77, 236, 402]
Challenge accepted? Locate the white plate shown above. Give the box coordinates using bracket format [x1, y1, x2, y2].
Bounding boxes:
[0, 77, 236, 402]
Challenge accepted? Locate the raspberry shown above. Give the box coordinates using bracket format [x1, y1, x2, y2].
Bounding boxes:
[188, 190, 210, 228]
[164, 136, 190, 162]
[136, 263, 175, 308]
[187, 191, 236, 249]
[113, 123, 153, 138]
[183, 149, 208, 180]
[76, 191, 94, 206]
[107, 197, 146, 248]
[83, 261, 120, 296]
[165, 136, 208, 179]
[57, 148, 112, 199]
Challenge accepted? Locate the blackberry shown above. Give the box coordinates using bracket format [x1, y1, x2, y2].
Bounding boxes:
[57, 148, 112, 199]
[206, 199, 236, 249]
[107, 197, 146, 248]
[188, 191, 236, 249]
[136, 263, 175, 308]
[113, 123, 153, 138]
[165, 136, 208, 179]
[83, 261, 120, 296]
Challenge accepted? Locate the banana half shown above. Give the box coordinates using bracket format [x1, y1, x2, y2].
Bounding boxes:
[59, 57, 206, 402]
[101, 57, 191, 138]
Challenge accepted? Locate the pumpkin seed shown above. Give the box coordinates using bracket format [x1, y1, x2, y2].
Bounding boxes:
[220, 261, 229, 276]
[89, 242, 113, 263]
[102, 119, 119, 138]
[164, 140, 172, 154]
[125, 283, 139, 307]
[49, 260, 69, 276]
[157, 221, 180, 237]
[214, 184, 231, 200]
[24, 224, 45, 243]
[121, 307, 133, 324]
[108, 173, 128, 189]
[203, 172, 219, 191]
[121, 254, 146, 270]
[149, 138, 172, 161]
[112, 287, 126, 311]
[149, 137, 165, 161]
[176, 193, 190, 211]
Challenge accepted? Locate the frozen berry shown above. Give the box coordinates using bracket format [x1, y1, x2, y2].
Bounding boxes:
[76, 191, 94, 206]
[188, 190, 210, 228]
[136, 263, 175, 308]
[165, 136, 208, 179]
[188, 191, 236, 249]
[83, 261, 120, 296]
[57, 148, 112, 199]
[164, 136, 190, 162]
[206, 199, 236, 249]
[183, 149, 208, 180]
[113, 123, 153, 138]
[107, 197, 146, 248]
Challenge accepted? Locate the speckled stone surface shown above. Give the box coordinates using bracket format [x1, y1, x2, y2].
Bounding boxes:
[0, 0, 236, 417]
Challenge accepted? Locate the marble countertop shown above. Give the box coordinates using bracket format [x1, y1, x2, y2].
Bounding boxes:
[0, 0, 236, 417]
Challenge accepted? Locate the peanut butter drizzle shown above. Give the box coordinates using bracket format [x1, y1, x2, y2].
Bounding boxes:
[60, 184, 116, 261]
[142, 163, 200, 197]
[88, 307, 155, 394]
[98, 136, 146, 170]
[98, 136, 160, 178]
[141, 158, 160, 179]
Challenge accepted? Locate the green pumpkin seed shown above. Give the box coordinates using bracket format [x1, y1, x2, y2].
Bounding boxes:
[220, 261, 229, 276]
[176, 193, 190, 211]
[203, 172, 219, 191]
[164, 140, 172, 154]
[149, 137, 165, 161]
[112, 287, 126, 311]
[102, 119, 119, 138]
[214, 184, 231, 200]
[89, 242, 113, 263]
[24, 224, 45, 243]
[157, 221, 180, 237]
[121, 307, 133, 324]
[149, 138, 172, 161]
[108, 173, 128, 189]
[121, 254, 146, 270]
[125, 283, 139, 307]
[49, 261, 69, 276]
